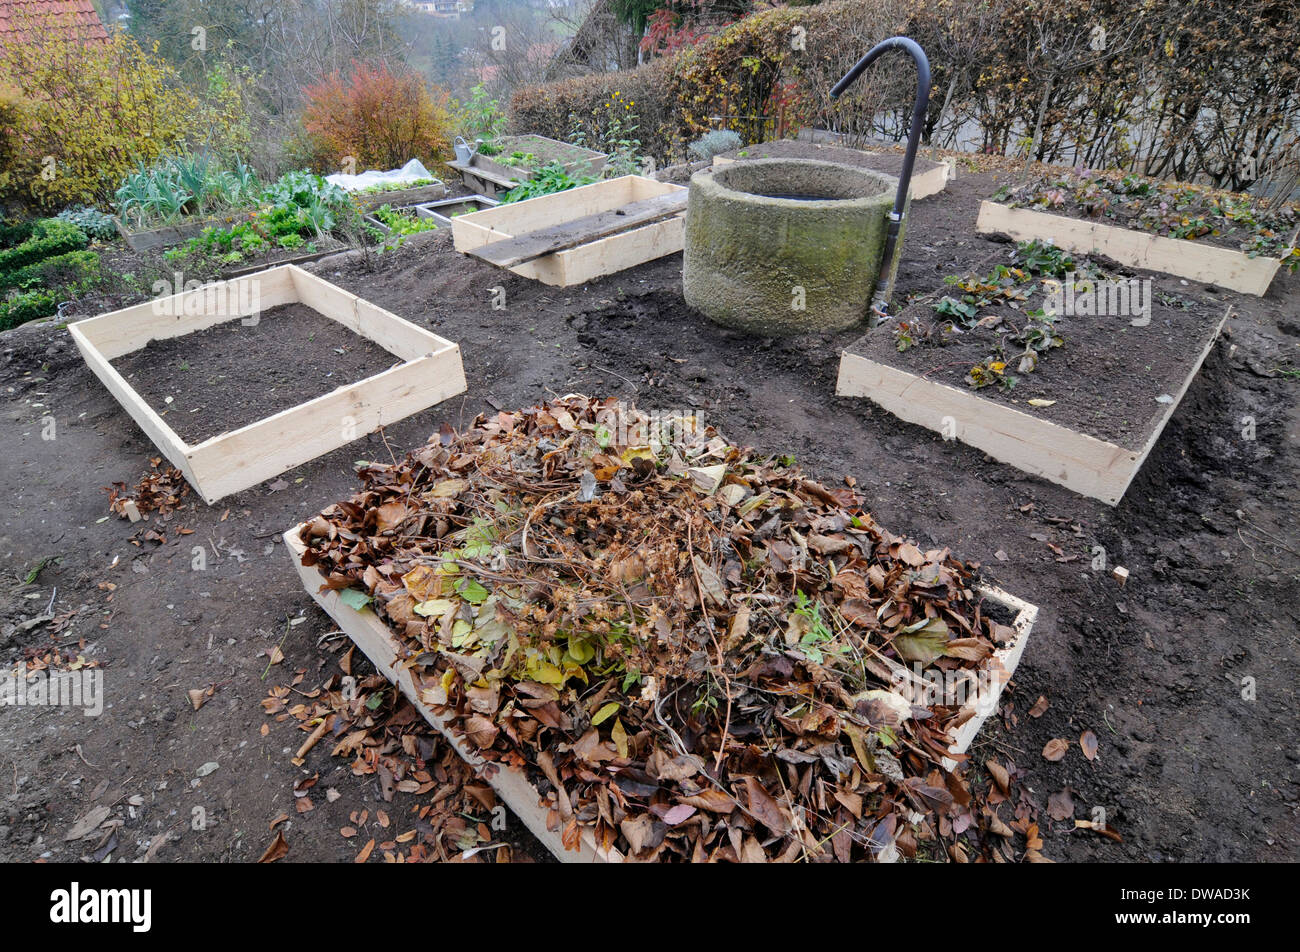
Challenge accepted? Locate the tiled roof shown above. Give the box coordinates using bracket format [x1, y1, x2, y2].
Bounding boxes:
[0, 0, 111, 45]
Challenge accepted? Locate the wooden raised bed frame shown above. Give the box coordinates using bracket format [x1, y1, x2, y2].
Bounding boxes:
[976, 201, 1284, 296]
[113, 215, 222, 253]
[69, 265, 466, 505]
[837, 305, 1229, 505]
[452, 175, 687, 286]
[284, 525, 1037, 862]
[354, 181, 449, 213]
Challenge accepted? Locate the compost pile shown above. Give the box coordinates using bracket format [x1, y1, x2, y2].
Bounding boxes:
[297, 396, 1040, 862]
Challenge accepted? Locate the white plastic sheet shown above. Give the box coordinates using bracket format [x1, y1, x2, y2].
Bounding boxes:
[325, 159, 442, 193]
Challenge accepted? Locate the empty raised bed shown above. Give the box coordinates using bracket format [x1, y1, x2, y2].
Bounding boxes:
[416, 194, 500, 226]
[453, 175, 686, 286]
[286, 395, 1038, 863]
[69, 264, 466, 503]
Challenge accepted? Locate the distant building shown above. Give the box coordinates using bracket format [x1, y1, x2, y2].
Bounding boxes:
[0, 0, 110, 44]
[403, 0, 472, 19]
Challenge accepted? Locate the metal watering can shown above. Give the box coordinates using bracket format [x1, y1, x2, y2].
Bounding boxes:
[453, 136, 476, 165]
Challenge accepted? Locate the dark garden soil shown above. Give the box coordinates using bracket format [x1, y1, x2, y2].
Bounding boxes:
[110, 302, 397, 445]
[1, 167, 1296, 863]
[851, 258, 1229, 447]
[716, 138, 948, 183]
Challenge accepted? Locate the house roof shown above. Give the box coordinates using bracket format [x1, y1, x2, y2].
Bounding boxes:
[0, 0, 111, 46]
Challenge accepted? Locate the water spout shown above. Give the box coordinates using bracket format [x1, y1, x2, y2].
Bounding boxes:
[831, 36, 932, 318]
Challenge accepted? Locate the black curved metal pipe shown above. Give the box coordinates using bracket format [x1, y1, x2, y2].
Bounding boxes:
[831, 36, 931, 317]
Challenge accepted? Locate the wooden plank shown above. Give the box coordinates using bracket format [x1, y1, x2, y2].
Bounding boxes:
[976, 201, 1282, 296]
[470, 193, 688, 268]
[71, 267, 298, 360]
[554, 218, 685, 287]
[186, 351, 464, 503]
[283, 526, 620, 864]
[452, 177, 686, 287]
[67, 322, 201, 488]
[836, 303, 1229, 505]
[836, 350, 1135, 504]
[284, 526, 1036, 859]
[942, 585, 1037, 771]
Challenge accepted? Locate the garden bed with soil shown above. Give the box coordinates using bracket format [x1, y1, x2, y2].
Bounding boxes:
[452, 175, 686, 286]
[839, 242, 1229, 503]
[714, 139, 950, 199]
[474, 135, 607, 181]
[111, 302, 396, 445]
[354, 180, 450, 213]
[416, 194, 500, 226]
[980, 171, 1298, 295]
[70, 265, 466, 503]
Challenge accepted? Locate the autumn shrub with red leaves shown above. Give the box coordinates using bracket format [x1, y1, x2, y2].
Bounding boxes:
[301, 62, 454, 174]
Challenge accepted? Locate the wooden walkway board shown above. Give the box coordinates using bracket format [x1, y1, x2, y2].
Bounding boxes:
[469, 192, 689, 268]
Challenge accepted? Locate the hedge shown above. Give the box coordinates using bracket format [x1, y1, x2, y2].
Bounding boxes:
[0, 219, 89, 274]
[0, 249, 101, 294]
[0, 287, 58, 331]
[511, 0, 1300, 192]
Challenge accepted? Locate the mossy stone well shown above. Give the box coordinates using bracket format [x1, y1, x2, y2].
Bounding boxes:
[682, 158, 903, 335]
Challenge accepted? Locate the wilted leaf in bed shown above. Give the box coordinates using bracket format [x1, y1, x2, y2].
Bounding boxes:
[592, 702, 620, 726]
[413, 597, 455, 618]
[1047, 788, 1075, 821]
[744, 777, 790, 835]
[375, 501, 408, 532]
[338, 588, 372, 611]
[893, 617, 950, 663]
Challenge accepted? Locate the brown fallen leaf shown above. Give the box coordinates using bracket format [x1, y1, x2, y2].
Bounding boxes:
[1047, 788, 1075, 821]
[1043, 738, 1070, 762]
[258, 830, 288, 863]
[268, 813, 289, 831]
[985, 759, 1010, 795]
[188, 684, 217, 711]
[1028, 695, 1049, 718]
[1080, 730, 1099, 761]
[1075, 819, 1123, 843]
[744, 777, 791, 835]
[355, 838, 376, 863]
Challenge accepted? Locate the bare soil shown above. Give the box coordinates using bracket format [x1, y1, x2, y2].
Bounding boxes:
[1, 170, 1296, 863]
[110, 302, 397, 445]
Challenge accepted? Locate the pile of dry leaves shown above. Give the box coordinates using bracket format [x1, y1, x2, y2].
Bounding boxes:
[262, 657, 521, 863]
[296, 396, 1042, 862]
[105, 457, 190, 519]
